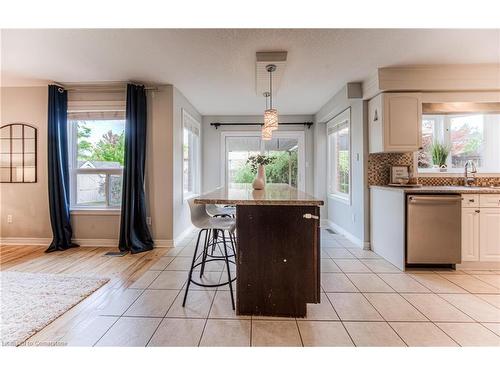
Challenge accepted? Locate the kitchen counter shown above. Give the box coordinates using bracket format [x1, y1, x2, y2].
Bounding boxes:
[370, 185, 500, 194]
[195, 183, 324, 206]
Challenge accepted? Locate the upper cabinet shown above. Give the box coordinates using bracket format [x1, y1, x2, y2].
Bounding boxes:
[368, 93, 422, 153]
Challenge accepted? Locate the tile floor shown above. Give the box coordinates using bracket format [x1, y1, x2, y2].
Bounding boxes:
[63, 228, 500, 346]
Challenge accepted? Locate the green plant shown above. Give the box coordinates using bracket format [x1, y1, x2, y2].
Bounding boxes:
[431, 142, 451, 167]
[246, 154, 276, 173]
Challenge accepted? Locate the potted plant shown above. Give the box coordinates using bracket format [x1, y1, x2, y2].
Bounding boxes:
[431, 142, 451, 172]
[246, 154, 275, 190]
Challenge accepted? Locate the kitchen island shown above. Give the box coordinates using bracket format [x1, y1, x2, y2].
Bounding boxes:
[195, 183, 324, 317]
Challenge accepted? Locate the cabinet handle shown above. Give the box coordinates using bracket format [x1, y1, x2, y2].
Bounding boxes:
[475, 210, 480, 213]
[469, 199, 475, 202]
[303, 213, 319, 220]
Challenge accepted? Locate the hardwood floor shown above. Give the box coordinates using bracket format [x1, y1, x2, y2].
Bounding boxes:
[1, 244, 173, 345]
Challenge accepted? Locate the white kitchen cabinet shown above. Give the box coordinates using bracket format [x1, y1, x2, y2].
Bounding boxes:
[368, 92, 422, 153]
[461, 207, 480, 261]
[479, 208, 500, 262]
[479, 194, 500, 208]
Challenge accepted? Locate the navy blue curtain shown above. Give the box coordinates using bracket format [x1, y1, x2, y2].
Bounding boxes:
[119, 84, 154, 253]
[46, 85, 78, 253]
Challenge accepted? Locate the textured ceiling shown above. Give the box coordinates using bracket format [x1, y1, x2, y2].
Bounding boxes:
[1, 29, 499, 115]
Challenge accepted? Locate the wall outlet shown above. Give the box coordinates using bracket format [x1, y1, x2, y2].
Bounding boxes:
[351, 213, 356, 223]
[146, 216, 152, 225]
[7, 215, 13, 224]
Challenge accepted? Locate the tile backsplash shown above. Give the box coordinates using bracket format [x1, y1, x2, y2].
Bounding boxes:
[368, 152, 500, 186]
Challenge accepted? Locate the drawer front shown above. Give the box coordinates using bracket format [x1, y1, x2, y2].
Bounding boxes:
[480, 194, 500, 208]
[462, 194, 480, 208]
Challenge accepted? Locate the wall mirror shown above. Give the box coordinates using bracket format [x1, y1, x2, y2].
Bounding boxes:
[0, 123, 37, 183]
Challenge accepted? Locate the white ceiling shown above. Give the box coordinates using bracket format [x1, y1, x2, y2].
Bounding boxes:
[1, 29, 499, 115]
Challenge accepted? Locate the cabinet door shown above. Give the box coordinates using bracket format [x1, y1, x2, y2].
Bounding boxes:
[383, 93, 422, 152]
[462, 208, 480, 262]
[368, 94, 383, 153]
[479, 208, 500, 262]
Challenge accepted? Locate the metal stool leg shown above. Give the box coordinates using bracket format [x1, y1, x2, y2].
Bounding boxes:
[222, 230, 235, 310]
[199, 229, 210, 277]
[182, 229, 204, 307]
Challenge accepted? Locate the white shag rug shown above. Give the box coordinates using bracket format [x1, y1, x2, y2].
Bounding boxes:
[1, 271, 109, 346]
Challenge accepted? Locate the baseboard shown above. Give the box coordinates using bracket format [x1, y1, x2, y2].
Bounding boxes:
[457, 261, 500, 270]
[0, 237, 174, 248]
[174, 224, 195, 247]
[321, 220, 370, 250]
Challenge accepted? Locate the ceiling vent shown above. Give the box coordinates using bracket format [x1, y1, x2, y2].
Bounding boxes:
[255, 51, 287, 96]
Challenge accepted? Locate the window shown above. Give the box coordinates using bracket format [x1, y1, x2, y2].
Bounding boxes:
[183, 110, 200, 198]
[68, 114, 125, 209]
[327, 108, 351, 202]
[419, 113, 500, 173]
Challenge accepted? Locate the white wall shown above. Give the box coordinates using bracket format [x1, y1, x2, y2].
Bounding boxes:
[172, 88, 202, 241]
[201, 115, 315, 194]
[315, 85, 369, 246]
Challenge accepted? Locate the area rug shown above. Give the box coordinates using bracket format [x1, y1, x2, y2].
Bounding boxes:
[0, 271, 109, 346]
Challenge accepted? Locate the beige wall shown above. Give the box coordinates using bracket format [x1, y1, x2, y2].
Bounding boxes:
[0, 85, 178, 245]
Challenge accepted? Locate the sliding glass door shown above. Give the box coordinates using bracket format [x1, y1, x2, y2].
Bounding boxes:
[221, 131, 305, 190]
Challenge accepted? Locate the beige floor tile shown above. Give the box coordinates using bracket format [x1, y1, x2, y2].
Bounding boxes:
[165, 257, 194, 271]
[320, 250, 331, 259]
[147, 318, 205, 346]
[200, 319, 251, 346]
[166, 290, 215, 318]
[437, 323, 500, 346]
[462, 270, 498, 275]
[149, 256, 175, 271]
[188, 271, 222, 290]
[323, 247, 355, 259]
[389, 322, 458, 347]
[148, 271, 187, 290]
[378, 274, 431, 293]
[439, 294, 500, 322]
[346, 273, 394, 292]
[209, 290, 248, 319]
[348, 249, 380, 259]
[364, 293, 427, 321]
[97, 289, 143, 316]
[63, 316, 119, 346]
[251, 320, 302, 347]
[298, 293, 339, 321]
[334, 259, 372, 273]
[401, 293, 473, 322]
[337, 239, 358, 248]
[326, 293, 383, 321]
[178, 246, 197, 257]
[361, 259, 402, 273]
[298, 321, 353, 346]
[321, 273, 358, 292]
[476, 294, 500, 309]
[321, 259, 342, 273]
[343, 322, 405, 347]
[95, 317, 161, 346]
[128, 270, 161, 289]
[473, 275, 500, 289]
[440, 275, 499, 294]
[163, 247, 183, 257]
[124, 289, 179, 317]
[482, 323, 500, 336]
[409, 273, 468, 293]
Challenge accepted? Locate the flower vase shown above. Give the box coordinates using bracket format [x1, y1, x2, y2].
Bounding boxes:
[252, 164, 266, 190]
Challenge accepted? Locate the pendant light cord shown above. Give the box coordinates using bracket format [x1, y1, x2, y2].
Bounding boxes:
[269, 68, 273, 109]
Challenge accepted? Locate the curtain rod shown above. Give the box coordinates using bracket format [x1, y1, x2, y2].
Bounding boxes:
[210, 122, 314, 129]
[53, 82, 158, 92]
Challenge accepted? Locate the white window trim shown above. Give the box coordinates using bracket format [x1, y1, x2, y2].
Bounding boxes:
[219, 130, 306, 192]
[182, 108, 201, 202]
[68, 118, 125, 211]
[326, 107, 351, 205]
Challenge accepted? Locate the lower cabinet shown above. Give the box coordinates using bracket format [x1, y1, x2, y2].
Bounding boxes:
[461, 194, 500, 262]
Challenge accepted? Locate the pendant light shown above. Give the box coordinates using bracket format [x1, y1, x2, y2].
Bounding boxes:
[262, 64, 278, 140]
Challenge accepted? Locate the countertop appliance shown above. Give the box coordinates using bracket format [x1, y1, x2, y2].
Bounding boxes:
[407, 194, 461, 265]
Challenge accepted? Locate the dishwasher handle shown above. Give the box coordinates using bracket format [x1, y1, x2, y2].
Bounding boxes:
[408, 195, 462, 204]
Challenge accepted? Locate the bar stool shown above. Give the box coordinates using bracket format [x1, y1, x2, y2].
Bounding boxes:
[182, 198, 237, 310]
[206, 204, 236, 218]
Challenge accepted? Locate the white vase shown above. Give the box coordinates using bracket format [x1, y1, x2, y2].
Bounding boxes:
[252, 165, 266, 190]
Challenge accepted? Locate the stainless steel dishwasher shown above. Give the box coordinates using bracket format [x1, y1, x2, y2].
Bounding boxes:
[407, 195, 462, 265]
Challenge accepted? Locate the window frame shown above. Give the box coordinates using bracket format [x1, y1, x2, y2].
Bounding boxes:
[68, 116, 125, 211]
[327, 107, 351, 204]
[418, 112, 500, 175]
[182, 109, 201, 201]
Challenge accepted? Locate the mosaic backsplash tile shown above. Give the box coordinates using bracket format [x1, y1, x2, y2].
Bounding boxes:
[368, 152, 500, 187]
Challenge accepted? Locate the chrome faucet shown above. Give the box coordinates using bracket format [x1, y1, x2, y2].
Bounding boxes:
[464, 160, 477, 187]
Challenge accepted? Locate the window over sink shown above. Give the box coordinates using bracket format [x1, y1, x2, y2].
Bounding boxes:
[418, 111, 500, 174]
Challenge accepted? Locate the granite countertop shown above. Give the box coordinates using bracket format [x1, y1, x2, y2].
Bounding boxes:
[194, 183, 324, 206]
[370, 185, 500, 194]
